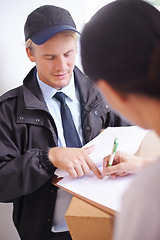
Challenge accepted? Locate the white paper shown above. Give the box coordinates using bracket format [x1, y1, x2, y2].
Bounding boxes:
[55, 126, 148, 177]
[55, 126, 149, 213]
[57, 166, 136, 213]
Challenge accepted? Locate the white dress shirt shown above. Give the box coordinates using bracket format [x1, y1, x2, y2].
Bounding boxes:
[37, 73, 83, 232]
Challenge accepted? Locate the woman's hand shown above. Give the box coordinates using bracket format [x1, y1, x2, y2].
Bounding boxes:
[102, 151, 153, 179]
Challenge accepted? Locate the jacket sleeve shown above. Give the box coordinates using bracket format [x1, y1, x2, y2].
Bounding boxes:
[0, 101, 55, 202]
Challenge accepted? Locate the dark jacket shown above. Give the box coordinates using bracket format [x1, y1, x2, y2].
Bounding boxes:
[0, 66, 127, 240]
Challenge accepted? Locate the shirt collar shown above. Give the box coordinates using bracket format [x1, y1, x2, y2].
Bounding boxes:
[37, 72, 76, 102]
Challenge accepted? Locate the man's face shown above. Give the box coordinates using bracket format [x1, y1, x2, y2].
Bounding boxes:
[27, 32, 77, 90]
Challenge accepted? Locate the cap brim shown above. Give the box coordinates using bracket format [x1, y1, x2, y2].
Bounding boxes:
[31, 25, 80, 45]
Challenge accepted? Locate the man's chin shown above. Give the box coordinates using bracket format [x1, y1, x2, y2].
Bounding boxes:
[54, 79, 71, 90]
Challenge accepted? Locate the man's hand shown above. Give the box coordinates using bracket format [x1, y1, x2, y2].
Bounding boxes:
[48, 145, 103, 179]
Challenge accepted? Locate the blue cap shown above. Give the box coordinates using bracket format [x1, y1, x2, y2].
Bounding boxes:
[24, 5, 80, 45]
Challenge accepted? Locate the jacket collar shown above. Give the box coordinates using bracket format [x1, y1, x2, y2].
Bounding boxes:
[22, 67, 48, 112]
[22, 65, 103, 112]
[74, 66, 103, 111]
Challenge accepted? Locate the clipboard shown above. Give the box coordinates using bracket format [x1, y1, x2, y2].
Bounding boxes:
[52, 128, 160, 217]
[52, 175, 117, 216]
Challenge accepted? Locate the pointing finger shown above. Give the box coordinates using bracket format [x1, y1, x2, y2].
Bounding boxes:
[82, 145, 95, 155]
[86, 156, 103, 179]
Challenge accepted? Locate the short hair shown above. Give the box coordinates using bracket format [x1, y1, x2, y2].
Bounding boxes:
[25, 30, 79, 52]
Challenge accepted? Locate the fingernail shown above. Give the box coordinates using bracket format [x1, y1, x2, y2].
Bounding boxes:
[99, 174, 103, 179]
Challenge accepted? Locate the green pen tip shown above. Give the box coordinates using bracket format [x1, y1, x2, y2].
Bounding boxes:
[114, 138, 118, 144]
[113, 138, 118, 153]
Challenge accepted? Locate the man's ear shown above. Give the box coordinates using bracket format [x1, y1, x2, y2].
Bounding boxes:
[26, 47, 36, 62]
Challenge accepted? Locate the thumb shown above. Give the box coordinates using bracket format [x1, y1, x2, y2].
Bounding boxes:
[102, 164, 121, 176]
[82, 145, 95, 155]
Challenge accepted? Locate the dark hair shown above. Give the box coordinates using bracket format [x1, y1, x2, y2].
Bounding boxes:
[81, 0, 160, 99]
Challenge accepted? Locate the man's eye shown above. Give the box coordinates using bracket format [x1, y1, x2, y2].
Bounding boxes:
[65, 51, 73, 57]
[46, 56, 55, 60]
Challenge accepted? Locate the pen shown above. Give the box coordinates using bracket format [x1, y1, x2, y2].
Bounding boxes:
[106, 138, 119, 179]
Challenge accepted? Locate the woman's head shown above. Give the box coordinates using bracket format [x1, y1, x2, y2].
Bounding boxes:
[81, 0, 160, 99]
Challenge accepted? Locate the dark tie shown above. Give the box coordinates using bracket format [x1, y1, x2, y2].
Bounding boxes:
[54, 92, 82, 148]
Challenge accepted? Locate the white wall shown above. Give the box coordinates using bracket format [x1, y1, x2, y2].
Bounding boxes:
[0, 1, 85, 239]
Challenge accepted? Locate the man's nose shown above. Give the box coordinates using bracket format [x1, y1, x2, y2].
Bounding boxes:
[55, 56, 66, 71]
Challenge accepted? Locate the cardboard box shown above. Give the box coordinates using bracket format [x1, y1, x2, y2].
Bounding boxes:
[65, 130, 160, 240]
[65, 196, 114, 240]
